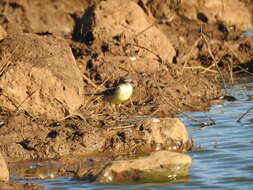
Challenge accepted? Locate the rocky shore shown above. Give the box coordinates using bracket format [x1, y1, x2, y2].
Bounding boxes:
[0, 0, 252, 189]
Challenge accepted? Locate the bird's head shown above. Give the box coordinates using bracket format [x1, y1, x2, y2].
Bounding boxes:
[119, 76, 132, 84]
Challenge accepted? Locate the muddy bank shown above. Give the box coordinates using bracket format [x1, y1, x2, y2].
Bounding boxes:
[0, 115, 191, 162]
[0, 181, 42, 190]
[0, 0, 252, 187]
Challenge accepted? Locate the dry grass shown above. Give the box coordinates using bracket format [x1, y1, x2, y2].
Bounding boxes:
[0, 52, 12, 78]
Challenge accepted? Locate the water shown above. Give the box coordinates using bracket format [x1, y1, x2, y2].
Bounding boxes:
[240, 30, 253, 38]
[14, 83, 253, 189]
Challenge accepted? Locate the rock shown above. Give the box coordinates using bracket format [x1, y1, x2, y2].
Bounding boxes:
[0, 34, 84, 120]
[96, 151, 192, 182]
[99, 117, 192, 155]
[0, 152, 9, 182]
[25, 0, 85, 35]
[0, 0, 87, 35]
[180, 0, 252, 30]
[0, 25, 7, 40]
[102, 117, 191, 154]
[148, 0, 252, 30]
[136, 118, 190, 151]
[78, 0, 176, 62]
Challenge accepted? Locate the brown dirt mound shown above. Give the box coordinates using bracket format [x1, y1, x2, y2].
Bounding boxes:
[74, 0, 176, 62]
[0, 0, 89, 35]
[0, 33, 84, 120]
[0, 113, 191, 162]
[148, 0, 253, 30]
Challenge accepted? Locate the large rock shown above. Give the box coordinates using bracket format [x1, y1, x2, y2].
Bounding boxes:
[0, 34, 84, 120]
[148, 0, 252, 30]
[78, 0, 176, 62]
[96, 151, 192, 182]
[0, 152, 9, 182]
[0, 0, 87, 35]
[101, 117, 191, 155]
[136, 118, 190, 151]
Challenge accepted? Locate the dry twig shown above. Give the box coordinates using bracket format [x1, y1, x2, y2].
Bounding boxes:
[237, 105, 253, 122]
[201, 33, 228, 93]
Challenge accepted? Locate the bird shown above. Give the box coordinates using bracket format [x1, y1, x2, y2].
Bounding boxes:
[95, 77, 134, 105]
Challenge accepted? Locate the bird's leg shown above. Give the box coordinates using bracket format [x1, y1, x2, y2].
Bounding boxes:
[129, 98, 135, 112]
[117, 104, 122, 113]
[110, 104, 117, 113]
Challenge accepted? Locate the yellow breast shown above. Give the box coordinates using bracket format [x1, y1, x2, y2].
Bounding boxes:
[109, 83, 133, 104]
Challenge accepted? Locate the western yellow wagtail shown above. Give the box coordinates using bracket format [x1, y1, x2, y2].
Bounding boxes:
[95, 77, 133, 104]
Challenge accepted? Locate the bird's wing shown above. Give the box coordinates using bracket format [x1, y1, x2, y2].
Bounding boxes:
[94, 87, 117, 97]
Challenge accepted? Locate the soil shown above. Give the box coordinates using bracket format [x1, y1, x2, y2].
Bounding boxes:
[0, 0, 252, 188]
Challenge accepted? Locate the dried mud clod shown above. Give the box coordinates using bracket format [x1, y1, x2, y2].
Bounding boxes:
[0, 33, 84, 121]
[73, 0, 176, 62]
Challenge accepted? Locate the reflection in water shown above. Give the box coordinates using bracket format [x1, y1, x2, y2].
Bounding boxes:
[14, 83, 253, 189]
